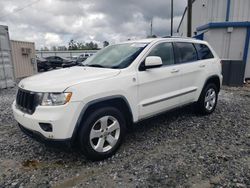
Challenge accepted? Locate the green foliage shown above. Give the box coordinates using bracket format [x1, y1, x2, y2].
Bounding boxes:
[103, 41, 109, 47]
[68, 39, 99, 50]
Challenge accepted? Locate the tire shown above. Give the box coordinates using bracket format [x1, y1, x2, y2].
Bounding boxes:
[78, 107, 126, 161]
[195, 83, 218, 115]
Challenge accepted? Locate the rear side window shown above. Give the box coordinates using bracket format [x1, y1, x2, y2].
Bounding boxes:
[174, 42, 198, 64]
[194, 43, 214, 60]
[147, 42, 174, 66]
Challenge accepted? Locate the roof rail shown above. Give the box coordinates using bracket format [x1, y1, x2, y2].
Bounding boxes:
[162, 36, 195, 39]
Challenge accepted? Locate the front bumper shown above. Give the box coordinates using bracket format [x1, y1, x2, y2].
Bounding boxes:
[18, 123, 71, 147]
[12, 100, 84, 140]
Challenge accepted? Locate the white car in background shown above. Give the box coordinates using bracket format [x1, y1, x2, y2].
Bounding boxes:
[13, 37, 222, 160]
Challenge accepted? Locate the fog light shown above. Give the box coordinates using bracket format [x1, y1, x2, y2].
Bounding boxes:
[39, 123, 53, 132]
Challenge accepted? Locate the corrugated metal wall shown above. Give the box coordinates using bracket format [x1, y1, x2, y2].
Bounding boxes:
[230, 0, 250, 22]
[0, 25, 15, 89]
[206, 0, 227, 22]
[204, 28, 246, 60]
[11, 40, 37, 79]
[179, 0, 250, 36]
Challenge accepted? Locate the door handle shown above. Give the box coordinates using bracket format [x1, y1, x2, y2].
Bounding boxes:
[171, 69, 180, 73]
[199, 64, 206, 68]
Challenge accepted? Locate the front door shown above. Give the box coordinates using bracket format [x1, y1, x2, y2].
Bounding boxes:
[137, 42, 182, 119]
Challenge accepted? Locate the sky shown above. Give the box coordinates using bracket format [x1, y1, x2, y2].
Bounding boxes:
[0, 0, 186, 49]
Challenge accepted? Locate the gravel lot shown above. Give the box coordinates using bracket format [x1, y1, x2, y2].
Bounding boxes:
[0, 86, 249, 188]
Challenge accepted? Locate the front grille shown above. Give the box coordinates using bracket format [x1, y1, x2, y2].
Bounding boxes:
[16, 89, 40, 114]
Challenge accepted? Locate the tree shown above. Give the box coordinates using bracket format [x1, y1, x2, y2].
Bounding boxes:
[58, 46, 67, 51]
[68, 39, 99, 50]
[51, 46, 57, 51]
[77, 42, 84, 50]
[85, 42, 98, 50]
[68, 39, 78, 50]
[44, 46, 49, 51]
[103, 41, 109, 47]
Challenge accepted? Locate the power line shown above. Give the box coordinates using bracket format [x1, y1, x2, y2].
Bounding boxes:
[0, 0, 41, 20]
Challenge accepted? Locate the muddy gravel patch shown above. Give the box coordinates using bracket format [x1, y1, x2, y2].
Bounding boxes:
[0, 87, 249, 188]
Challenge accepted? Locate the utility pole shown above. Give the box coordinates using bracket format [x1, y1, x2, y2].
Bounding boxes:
[187, 0, 192, 37]
[170, 0, 173, 36]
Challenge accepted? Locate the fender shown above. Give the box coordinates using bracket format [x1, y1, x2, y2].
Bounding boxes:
[70, 95, 133, 143]
[200, 75, 221, 96]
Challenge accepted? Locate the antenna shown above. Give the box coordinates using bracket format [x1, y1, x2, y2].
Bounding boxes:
[150, 19, 153, 36]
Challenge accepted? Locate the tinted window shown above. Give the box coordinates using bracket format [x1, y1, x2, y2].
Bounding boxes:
[174, 42, 198, 63]
[194, 43, 214, 60]
[147, 43, 174, 66]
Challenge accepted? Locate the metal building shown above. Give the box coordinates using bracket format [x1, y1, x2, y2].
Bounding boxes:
[0, 25, 15, 89]
[178, 0, 250, 80]
[11, 40, 37, 79]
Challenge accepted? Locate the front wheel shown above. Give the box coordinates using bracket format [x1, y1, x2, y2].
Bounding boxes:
[195, 83, 218, 115]
[78, 107, 126, 161]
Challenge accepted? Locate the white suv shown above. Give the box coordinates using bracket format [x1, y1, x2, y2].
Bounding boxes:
[13, 37, 222, 160]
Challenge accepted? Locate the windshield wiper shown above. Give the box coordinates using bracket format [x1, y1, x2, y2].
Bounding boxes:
[85, 64, 106, 68]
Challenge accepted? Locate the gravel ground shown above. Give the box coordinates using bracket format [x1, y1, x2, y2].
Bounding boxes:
[0, 86, 249, 188]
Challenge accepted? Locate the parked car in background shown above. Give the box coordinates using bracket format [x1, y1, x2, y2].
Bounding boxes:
[63, 54, 92, 68]
[36, 56, 51, 72]
[45, 56, 73, 69]
[76, 54, 90, 63]
[62, 61, 78, 68]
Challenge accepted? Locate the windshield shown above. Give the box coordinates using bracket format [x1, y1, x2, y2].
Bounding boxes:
[83, 43, 148, 69]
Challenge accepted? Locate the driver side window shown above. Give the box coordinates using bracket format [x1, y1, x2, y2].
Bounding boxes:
[147, 42, 175, 66]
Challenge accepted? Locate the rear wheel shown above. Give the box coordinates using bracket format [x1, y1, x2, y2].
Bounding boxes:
[195, 83, 218, 115]
[78, 107, 126, 161]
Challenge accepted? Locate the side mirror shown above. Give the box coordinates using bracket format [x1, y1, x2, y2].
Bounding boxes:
[144, 56, 163, 70]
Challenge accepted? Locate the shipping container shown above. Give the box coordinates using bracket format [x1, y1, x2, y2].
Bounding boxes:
[0, 25, 15, 89]
[11, 40, 37, 79]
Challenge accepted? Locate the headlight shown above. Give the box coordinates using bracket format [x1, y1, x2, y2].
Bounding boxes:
[40, 92, 72, 106]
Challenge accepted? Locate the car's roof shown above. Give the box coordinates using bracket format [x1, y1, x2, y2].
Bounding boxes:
[120, 37, 207, 45]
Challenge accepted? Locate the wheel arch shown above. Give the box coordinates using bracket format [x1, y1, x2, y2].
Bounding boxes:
[71, 95, 134, 143]
[203, 75, 221, 92]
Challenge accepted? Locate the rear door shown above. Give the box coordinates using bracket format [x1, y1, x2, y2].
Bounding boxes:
[137, 42, 182, 119]
[173, 42, 213, 104]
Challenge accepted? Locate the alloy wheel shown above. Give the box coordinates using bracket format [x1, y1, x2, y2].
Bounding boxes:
[89, 116, 120, 153]
[204, 88, 216, 111]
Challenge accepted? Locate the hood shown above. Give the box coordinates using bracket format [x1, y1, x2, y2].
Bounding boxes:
[19, 66, 120, 92]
